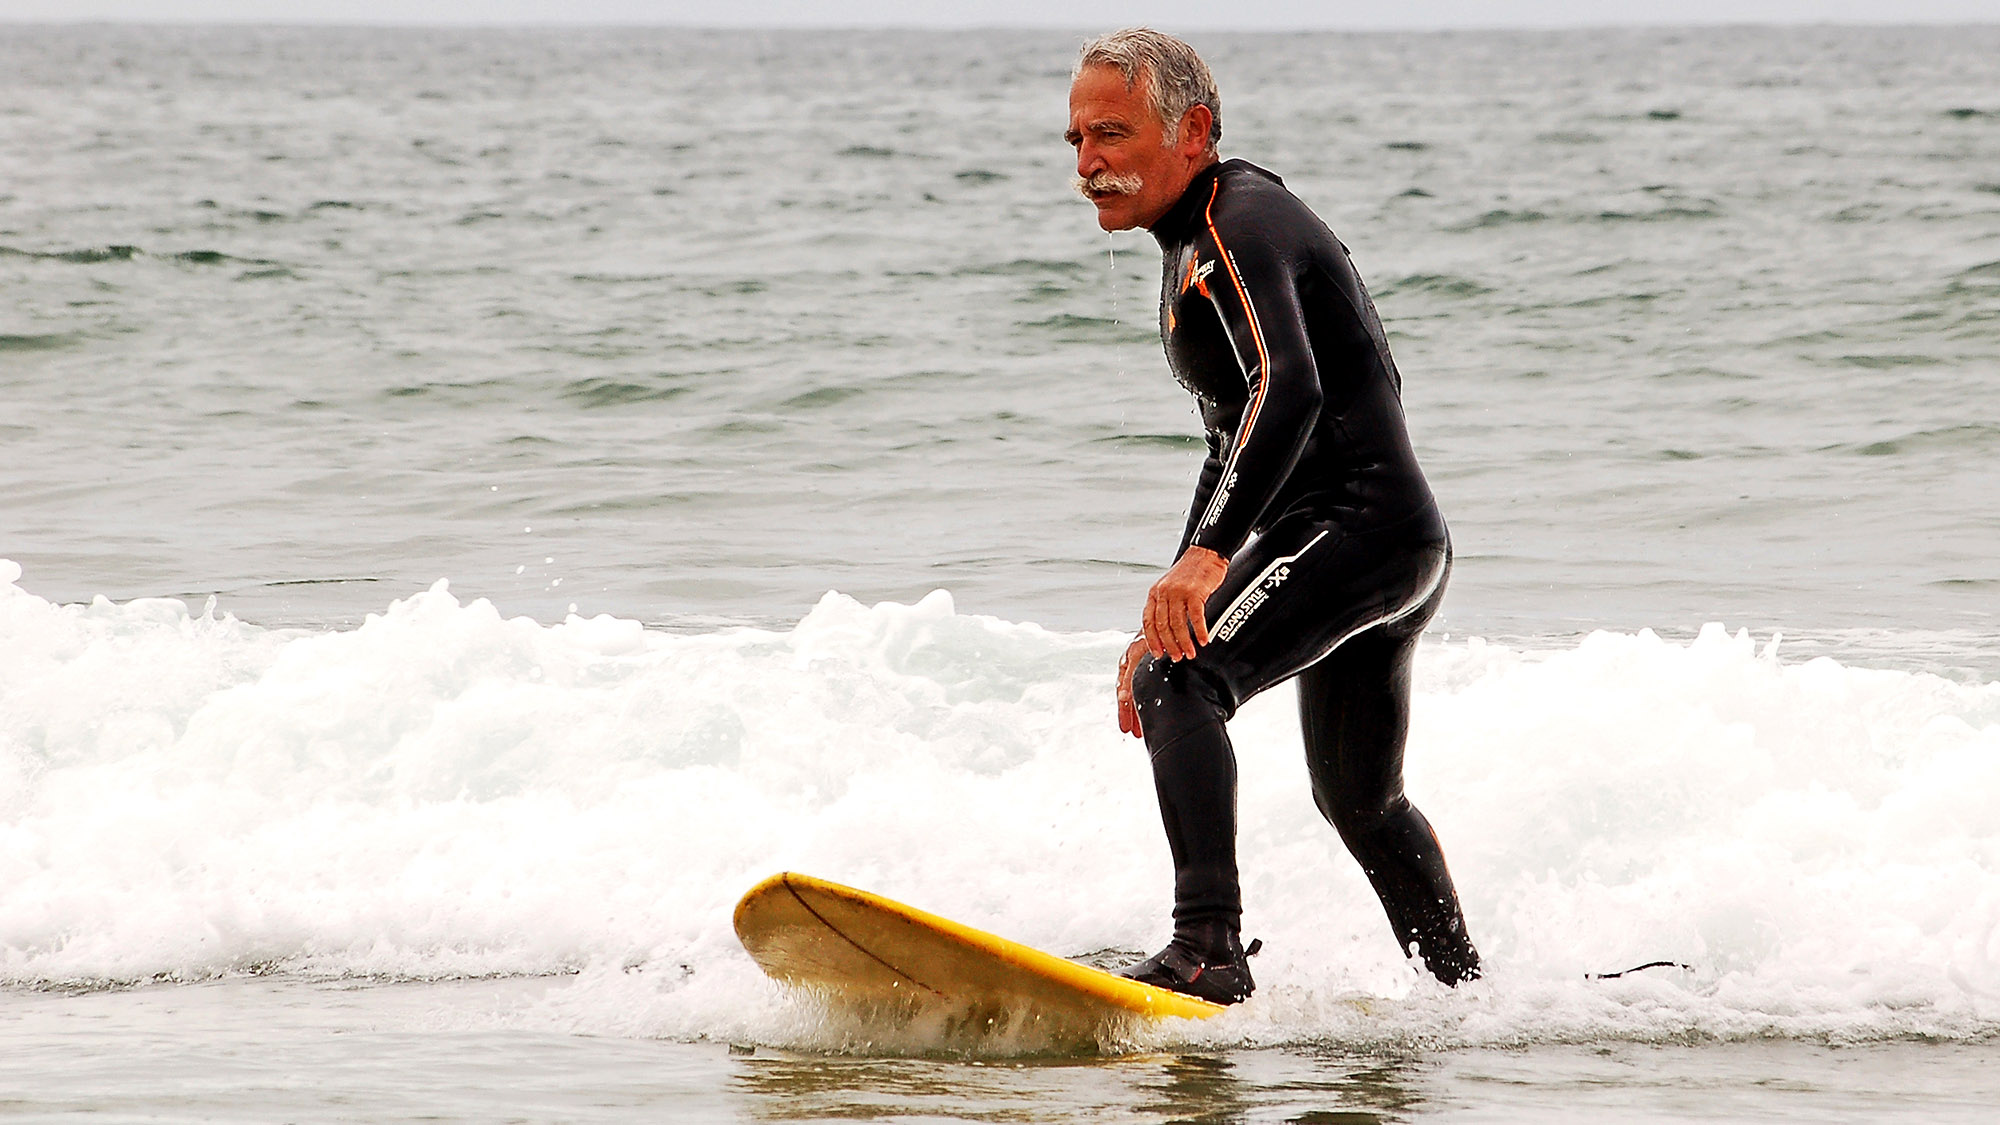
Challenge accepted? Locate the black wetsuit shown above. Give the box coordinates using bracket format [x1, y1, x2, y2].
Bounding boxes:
[1131, 158, 1479, 985]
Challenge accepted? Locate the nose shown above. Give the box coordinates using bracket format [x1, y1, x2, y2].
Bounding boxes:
[1076, 140, 1103, 181]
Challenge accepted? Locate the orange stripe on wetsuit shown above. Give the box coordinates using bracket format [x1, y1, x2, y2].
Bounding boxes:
[1194, 178, 1276, 543]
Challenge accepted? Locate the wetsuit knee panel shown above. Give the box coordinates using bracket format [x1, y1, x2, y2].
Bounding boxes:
[1132, 654, 1238, 727]
[1312, 791, 1412, 841]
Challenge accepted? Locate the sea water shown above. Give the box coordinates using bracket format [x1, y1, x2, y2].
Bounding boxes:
[3, 22, 1999, 1122]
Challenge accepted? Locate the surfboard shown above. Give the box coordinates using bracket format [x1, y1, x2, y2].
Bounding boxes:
[733, 872, 1223, 1040]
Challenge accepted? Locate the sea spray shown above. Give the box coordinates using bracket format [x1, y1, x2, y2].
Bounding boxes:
[4, 561, 1999, 1046]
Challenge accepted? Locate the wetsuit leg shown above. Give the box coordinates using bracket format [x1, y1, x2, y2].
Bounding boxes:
[1295, 572, 1481, 985]
[1130, 508, 1476, 982]
[1132, 656, 1242, 938]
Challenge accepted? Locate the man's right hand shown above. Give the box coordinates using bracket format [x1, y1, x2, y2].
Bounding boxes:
[1142, 545, 1227, 661]
[1117, 637, 1149, 738]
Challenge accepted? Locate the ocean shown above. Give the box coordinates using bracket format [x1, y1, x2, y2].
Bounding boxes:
[2, 21, 1998, 1122]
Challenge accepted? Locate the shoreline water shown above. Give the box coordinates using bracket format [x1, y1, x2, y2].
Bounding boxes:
[5, 976, 1998, 1122]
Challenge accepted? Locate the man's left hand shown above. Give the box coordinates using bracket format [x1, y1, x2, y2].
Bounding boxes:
[1143, 546, 1228, 661]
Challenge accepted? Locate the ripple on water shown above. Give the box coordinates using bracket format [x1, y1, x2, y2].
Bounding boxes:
[1376, 274, 1494, 299]
[1849, 424, 2000, 457]
[0, 333, 81, 352]
[1, 244, 140, 263]
[957, 258, 1091, 277]
[559, 377, 691, 408]
[1449, 208, 1551, 231]
[778, 386, 867, 410]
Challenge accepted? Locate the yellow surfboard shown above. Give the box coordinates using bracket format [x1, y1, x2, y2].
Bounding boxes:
[733, 872, 1222, 1041]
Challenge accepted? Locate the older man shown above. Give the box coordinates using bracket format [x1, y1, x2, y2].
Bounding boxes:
[1066, 28, 1480, 1003]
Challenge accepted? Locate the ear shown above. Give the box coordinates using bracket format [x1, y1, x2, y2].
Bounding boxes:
[1178, 104, 1214, 156]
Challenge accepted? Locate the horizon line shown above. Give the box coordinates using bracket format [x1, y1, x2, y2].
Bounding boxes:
[5, 16, 1997, 33]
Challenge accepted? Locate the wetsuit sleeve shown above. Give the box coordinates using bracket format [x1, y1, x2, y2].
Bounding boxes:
[1186, 205, 1323, 559]
[1176, 430, 1225, 561]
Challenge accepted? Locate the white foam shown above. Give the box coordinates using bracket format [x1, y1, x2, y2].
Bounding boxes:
[4, 560, 1998, 1047]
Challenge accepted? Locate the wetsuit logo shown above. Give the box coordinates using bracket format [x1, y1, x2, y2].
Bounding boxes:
[1208, 531, 1330, 644]
[1199, 471, 1238, 530]
[1181, 256, 1216, 296]
[1214, 563, 1291, 642]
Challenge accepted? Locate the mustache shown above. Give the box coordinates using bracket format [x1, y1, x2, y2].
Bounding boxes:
[1072, 170, 1144, 198]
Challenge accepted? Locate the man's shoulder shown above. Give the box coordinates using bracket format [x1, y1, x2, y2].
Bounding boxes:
[1206, 160, 1332, 245]
[1215, 158, 1286, 190]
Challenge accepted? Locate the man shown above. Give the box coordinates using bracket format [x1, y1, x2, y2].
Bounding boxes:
[1065, 28, 1480, 1004]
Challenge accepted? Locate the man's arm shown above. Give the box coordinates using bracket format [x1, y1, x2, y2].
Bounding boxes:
[1183, 192, 1323, 560]
[1175, 429, 1225, 561]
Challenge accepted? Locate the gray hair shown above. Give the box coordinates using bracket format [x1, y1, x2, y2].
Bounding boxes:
[1075, 28, 1222, 153]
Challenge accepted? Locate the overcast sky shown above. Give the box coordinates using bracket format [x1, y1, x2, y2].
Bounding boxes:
[7, 0, 1997, 30]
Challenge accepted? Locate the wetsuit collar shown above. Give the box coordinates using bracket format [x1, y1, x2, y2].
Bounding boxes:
[1149, 158, 1284, 246]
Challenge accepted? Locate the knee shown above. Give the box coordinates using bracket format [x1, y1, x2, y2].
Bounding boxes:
[1312, 788, 1408, 843]
[1128, 654, 1172, 704]
[1133, 655, 1233, 731]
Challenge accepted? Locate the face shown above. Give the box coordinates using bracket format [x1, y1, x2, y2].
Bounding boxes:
[1066, 64, 1209, 232]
